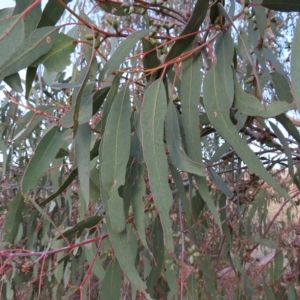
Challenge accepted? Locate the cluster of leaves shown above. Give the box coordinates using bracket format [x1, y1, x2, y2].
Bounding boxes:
[1, 0, 300, 299]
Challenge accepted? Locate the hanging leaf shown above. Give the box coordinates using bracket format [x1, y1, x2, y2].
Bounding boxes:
[291, 19, 300, 112]
[234, 78, 296, 117]
[101, 82, 131, 233]
[4, 192, 25, 244]
[98, 29, 150, 83]
[165, 0, 209, 66]
[101, 259, 122, 299]
[203, 50, 291, 201]
[32, 33, 76, 73]
[21, 126, 64, 194]
[140, 79, 174, 252]
[0, 26, 59, 80]
[261, 0, 300, 12]
[75, 123, 91, 205]
[165, 102, 205, 177]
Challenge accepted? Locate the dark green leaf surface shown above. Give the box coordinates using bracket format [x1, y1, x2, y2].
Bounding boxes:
[101, 259, 122, 299]
[101, 83, 131, 233]
[4, 192, 25, 244]
[3, 73, 23, 93]
[37, 0, 72, 28]
[147, 217, 164, 297]
[166, 102, 205, 177]
[261, 0, 300, 12]
[291, 19, 300, 112]
[165, 0, 209, 66]
[75, 123, 91, 205]
[98, 29, 150, 83]
[0, 26, 59, 80]
[32, 33, 76, 72]
[179, 43, 222, 230]
[21, 126, 64, 194]
[271, 72, 293, 103]
[124, 162, 150, 252]
[234, 78, 296, 117]
[140, 79, 174, 252]
[203, 60, 290, 201]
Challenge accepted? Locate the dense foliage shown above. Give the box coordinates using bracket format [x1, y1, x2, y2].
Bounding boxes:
[1, 0, 300, 299]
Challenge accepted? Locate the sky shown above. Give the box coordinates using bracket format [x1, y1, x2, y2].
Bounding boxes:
[0, 0, 15, 9]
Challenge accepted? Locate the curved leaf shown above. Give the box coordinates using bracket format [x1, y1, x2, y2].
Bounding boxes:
[140, 79, 174, 252]
[98, 29, 150, 83]
[21, 126, 64, 194]
[165, 0, 209, 66]
[261, 0, 300, 12]
[166, 102, 205, 177]
[234, 78, 296, 117]
[203, 66, 290, 201]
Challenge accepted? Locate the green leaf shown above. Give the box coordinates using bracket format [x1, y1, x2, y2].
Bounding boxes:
[37, 0, 72, 28]
[261, 0, 300, 12]
[39, 139, 101, 206]
[291, 18, 300, 112]
[98, 29, 150, 83]
[234, 78, 296, 117]
[147, 217, 165, 297]
[179, 42, 222, 231]
[60, 86, 109, 128]
[21, 126, 64, 194]
[3, 73, 23, 93]
[140, 79, 174, 252]
[55, 216, 104, 240]
[101, 259, 122, 299]
[0, 26, 59, 80]
[269, 122, 293, 176]
[165, 0, 209, 66]
[100, 73, 122, 133]
[124, 162, 150, 252]
[276, 114, 300, 145]
[203, 59, 290, 202]
[271, 72, 293, 103]
[253, 5, 267, 37]
[0, 13, 25, 67]
[75, 123, 91, 206]
[101, 82, 131, 233]
[165, 102, 205, 177]
[100, 166, 147, 290]
[142, 38, 161, 82]
[99, 2, 128, 16]
[4, 192, 25, 244]
[32, 33, 76, 72]
[25, 66, 37, 99]
[208, 167, 234, 198]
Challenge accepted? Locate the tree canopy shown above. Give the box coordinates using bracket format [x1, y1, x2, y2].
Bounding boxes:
[1, 0, 300, 299]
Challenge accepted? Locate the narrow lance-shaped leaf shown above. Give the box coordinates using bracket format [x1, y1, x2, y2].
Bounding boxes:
[165, 102, 205, 177]
[21, 126, 64, 194]
[101, 82, 131, 233]
[100, 259, 122, 300]
[233, 77, 296, 117]
[203, 66, 291, 201]
[98, 29, 150, 83]
[4, 192, 25, 244]
[140, 79, 174, 252]
[261, 0, 300, 12]
[165, 0, 209, 67]
[124, 162, 151, 253]
[75, 123, 91, 206]
[180, 42, 222, 230]
[99, 142, 148, 293]
[291, 18, 300, 112]
[0, 26, 59, 80]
